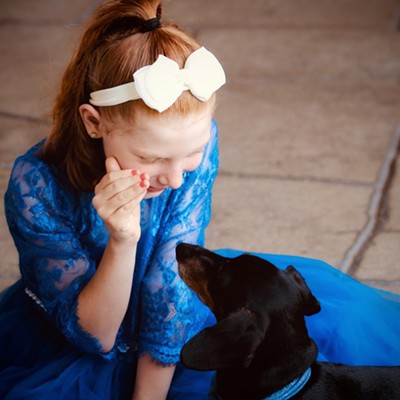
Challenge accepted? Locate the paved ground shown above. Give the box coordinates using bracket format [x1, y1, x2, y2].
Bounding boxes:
[1, 0, 400, 293]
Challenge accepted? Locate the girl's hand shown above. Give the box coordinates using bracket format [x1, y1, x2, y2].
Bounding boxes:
[92, 157, 149, 245]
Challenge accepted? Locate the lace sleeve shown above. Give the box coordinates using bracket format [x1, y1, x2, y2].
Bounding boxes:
[5, 153, 103, 354]
[137, 121, 219, 365]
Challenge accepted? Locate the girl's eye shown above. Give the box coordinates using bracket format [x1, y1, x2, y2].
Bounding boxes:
[138, 156, 161, 164]
[191, 149, 204, 157]
[136, 149, 204, 164]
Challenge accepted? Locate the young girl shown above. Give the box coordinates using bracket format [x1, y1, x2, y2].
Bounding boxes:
[1, 1, 223, 398]
[0, 0, 399, 399]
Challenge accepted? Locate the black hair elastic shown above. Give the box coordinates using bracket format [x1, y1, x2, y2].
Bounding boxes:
[140, 18, 161, 33]
[92, 16, 161, 54]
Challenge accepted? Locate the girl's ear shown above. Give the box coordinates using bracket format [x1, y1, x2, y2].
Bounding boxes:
[79, 104, 104, 139]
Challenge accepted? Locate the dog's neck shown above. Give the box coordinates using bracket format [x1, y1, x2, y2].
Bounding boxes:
[216, 318, 317, 400]
[212, 366, 312, 400]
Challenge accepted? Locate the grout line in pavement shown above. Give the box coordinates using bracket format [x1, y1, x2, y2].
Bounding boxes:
[225, 73, 400, 83]
[383, 229, 400, 233]
[362, 279, 400, 287]
[396, 8, 400, 31]
[341, 123, 400, 274]
[0, 18, 86, 27]
[185, 24, 400, 32]
[218, 169, 372, 187]
[0, 162, 13, 169]
[0, 111, 50, 125]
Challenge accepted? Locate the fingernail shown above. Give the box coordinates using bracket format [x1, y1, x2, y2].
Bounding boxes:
[140, 180, 148, 188]
[131, 170, 138, 176]
[140, 173, 147, 180]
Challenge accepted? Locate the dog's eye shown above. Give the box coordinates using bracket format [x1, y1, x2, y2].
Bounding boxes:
[216, 269, 232, 288]
[199, 254, 214, 266]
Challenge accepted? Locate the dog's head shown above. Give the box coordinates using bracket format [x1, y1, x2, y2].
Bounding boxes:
[176, 243, 320, 371]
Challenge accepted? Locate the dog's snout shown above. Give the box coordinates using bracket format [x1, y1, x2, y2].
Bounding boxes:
[176, 243, 197, 262]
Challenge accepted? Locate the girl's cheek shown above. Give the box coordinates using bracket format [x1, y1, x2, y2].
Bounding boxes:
[138, 165, 157, 178]
[119, 159, 152, 173]
[185, 156, 203, 172]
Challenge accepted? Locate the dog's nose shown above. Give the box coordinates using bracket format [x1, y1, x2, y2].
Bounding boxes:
[176, 243, 190, 261]
[176, 243, 197, 261]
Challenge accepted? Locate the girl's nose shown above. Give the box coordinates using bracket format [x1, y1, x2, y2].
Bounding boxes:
[160, 166, 184, 190]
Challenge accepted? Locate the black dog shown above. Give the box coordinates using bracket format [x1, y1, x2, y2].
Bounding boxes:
[176, 243, 400, 400]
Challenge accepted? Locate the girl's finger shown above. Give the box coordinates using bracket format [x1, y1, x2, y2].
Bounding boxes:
[95, 169, 141, 195]
[108, 180, 149, 210]
[94, 179, 149, 219]
[96, 172, 143, 199]
[105, 156, 121, 173]
[113, 190, 146, 215]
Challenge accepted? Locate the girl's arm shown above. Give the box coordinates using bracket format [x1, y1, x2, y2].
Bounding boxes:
[77, 157, 149, 351]
[132, 354, 176, 400]
[77, 238, 137, 352]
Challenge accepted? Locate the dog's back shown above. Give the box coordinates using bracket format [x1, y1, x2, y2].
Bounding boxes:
[296, 363, 400, 399]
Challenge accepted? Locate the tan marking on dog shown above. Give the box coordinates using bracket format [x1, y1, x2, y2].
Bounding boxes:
[179, 258, 215, 311]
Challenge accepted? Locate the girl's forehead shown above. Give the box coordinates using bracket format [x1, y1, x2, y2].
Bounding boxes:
[103, 108, 213, 157]
[105, 105, 212, 132]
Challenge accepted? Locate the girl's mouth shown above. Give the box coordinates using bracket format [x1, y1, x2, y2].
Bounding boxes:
[147, 186, 165, 193]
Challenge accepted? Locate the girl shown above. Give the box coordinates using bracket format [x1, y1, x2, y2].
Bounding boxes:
[1, 0, 223, 398]
[1, 0, 399, 399]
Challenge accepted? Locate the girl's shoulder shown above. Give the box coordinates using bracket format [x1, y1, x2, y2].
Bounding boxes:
[6, 140, 78, 220]
[8, 140, 70, 197]
[9, 140, 51, 180]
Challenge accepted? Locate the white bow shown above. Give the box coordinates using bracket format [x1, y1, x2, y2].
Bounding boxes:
[89, 47, 226, 112]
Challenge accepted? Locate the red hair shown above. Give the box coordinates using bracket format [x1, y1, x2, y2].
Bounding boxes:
[42, 0, 213, 192]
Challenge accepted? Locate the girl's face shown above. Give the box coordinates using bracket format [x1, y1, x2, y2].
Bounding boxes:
[99, 107, 213, 199]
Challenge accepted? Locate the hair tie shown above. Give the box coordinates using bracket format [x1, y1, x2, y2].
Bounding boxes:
[140, 18, 161, 33]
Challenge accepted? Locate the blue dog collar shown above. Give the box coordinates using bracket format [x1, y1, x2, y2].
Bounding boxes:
[266, 367, 311, 400]
[208, 367, 312, 400]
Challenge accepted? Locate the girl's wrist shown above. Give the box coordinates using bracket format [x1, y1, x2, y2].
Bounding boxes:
[107, 235, 138, 253]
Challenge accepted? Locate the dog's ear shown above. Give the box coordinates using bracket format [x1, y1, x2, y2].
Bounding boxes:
[180, 308, 269, 371]
[286, 266, 321, 316]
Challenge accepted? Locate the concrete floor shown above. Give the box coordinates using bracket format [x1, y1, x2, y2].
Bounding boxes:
[1, 0, 400, 293]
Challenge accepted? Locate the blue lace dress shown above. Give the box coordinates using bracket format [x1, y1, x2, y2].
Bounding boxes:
[0, 121, 219, 400]
[1, 119, 399, 400]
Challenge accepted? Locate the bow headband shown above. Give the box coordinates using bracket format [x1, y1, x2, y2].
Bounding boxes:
[89, 47, 226, 113]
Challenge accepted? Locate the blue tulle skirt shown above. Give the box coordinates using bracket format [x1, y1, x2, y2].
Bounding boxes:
[1, 250, 399, 399]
